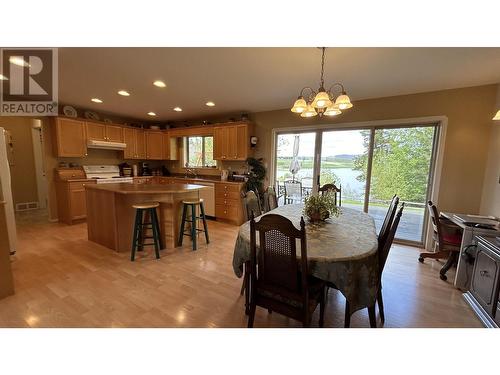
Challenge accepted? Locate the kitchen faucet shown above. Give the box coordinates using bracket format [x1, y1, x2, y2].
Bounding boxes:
[184, 163, 198, 178]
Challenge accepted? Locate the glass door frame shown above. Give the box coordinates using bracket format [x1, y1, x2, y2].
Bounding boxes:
[270, 116, 447, 248]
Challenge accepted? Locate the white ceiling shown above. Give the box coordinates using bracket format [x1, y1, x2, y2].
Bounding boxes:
[58, 47, 500, 121]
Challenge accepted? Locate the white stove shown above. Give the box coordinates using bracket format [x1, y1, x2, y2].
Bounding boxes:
[83, 165, 133, 184]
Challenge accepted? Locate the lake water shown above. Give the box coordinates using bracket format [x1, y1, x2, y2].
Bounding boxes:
[277, 167, 365, 199]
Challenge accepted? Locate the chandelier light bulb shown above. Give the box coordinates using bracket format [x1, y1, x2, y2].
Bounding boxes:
[312, 90, 332, 109]
[300, 104, 318, 118]
[291, 97, 307, 113]
[335, 93, 353, 110]
[493, 110, 500, 121]
[324, 104, 342, 116]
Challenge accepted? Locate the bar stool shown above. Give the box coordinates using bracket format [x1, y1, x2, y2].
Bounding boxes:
[131, 202, 161, 261]
[178, 199, 209, 251]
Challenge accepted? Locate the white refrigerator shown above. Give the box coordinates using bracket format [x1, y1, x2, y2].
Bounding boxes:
[0, 127, 17, 255]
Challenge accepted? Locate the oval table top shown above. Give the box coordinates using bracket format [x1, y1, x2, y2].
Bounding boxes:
[232, 204, 380, 313]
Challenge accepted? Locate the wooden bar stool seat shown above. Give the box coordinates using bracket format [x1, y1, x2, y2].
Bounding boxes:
[131, 201, 162, 261]
[178, 199, 209, 251]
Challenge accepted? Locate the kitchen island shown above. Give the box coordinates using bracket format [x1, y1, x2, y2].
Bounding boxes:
[85, 183, 206, 252]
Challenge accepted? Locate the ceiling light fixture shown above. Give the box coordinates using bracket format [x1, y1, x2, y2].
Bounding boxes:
[147, 112, 156, 116]
[117, 90, 130, 96]
[173, 107, 182, 112]
[291, 47, 353, 118]
[493, 110, 500, 121]
[91, 98, 103, 103]
[153, 80, 166, 88]
[205, 101, 215, 107]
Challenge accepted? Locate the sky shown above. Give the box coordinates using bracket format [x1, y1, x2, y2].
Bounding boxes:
[277, 130, 366, 157]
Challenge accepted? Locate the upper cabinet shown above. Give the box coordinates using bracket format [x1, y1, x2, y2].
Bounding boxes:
[162, 133, 178, 160]
[53, 117, 87, 157]
[86, 122, 123, 142]
[123, 127, 146, 160]
[145, 131, 163, 160]
[213, 122, 252, 161]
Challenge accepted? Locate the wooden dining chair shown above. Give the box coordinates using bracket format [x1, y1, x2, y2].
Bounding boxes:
[262, 186, 278, 212]
[244, 190, 262, 220]
[329, 203, 404, 328]
[318, 183, 342, 206]
[283, 180, 302, 205]
[418, 201, 462, 281]
[378, 195, 399, 246]
[247, 214, 326, 328]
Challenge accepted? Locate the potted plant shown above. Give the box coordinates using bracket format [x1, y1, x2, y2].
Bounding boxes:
[303, 192, 341, 223]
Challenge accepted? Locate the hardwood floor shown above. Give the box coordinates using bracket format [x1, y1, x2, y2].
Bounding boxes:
[0, 211, 482, 327]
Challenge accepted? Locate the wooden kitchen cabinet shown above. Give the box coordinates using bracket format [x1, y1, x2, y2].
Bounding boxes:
[145, 131, 163, 160]
[213, 122, 252, 161]
[214, 182, 244, 225]
[86, 122, 123, 142]
[55, 169, 96, 224]
[162, 132, 178, 160]
[53, 117, 87, 157]
[123, 127, 146, 159]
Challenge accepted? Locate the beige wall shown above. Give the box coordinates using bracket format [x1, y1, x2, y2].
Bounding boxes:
[249, 84, 498, 215]
[0, 117, 39, 205]
[480, 85, 500, 217]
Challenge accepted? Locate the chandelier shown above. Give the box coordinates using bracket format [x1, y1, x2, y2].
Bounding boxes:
[291, 47, 353, 118]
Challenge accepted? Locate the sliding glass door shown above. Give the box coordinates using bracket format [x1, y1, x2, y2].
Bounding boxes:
[319, 130, 368, 212]
[273, 123, 439, 246]
[367, 126, 438, 243]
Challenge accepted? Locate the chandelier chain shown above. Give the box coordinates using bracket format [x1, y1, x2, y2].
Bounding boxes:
[320, 47, 326, 88]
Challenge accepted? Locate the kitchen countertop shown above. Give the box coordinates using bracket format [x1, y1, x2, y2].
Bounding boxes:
[85, 182, 207, 194]
[134, 175, 245, 185]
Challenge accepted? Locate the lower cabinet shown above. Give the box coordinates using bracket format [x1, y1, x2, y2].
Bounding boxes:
[465, 236, 500, 327]
[56, 180, 96, 224]
[470, 238, 500, 317]
[215, 183, 244, 225]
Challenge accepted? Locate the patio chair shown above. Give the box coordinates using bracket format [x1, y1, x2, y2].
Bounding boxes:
[283, 180, 302, 204]
[318, 183, 342, 206]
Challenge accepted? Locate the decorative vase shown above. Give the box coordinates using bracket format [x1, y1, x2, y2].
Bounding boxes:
[307, 210, 329, 223]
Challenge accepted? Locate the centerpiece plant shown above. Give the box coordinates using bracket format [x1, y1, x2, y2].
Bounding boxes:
[303, 192, 341, 223]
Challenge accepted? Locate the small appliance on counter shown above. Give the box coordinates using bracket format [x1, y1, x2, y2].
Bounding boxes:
[221, 169, 229, 181]
[140, 162, 152, 176]
[119, 162, 132, 177]
[231, 173, 248, 182]
[132, 164, 138, 177]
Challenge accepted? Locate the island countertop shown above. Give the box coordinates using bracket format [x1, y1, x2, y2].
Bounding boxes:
[85, 182, 206, 195]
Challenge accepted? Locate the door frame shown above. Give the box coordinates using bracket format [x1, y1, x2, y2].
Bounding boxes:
[270, 115, 448, 250]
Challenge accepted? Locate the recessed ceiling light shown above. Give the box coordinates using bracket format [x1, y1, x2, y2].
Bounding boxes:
[117, 90, 130, 96]
[153, 80, 166, 88]
[147, 112, 156, 116]
[9, 56, 29, 67]
[205, 101, 215, 107]
[91, 98, 103, 103]
[173, 107, 182, 112]
[0, 74, 7, 80]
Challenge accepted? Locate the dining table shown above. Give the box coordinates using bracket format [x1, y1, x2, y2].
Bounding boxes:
[232, 204, 380, 313]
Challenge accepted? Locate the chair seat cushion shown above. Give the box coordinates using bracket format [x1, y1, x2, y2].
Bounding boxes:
[442, 232, 462, 245]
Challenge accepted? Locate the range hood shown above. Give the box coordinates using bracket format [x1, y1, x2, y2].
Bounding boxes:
[87, 139, 127, 150]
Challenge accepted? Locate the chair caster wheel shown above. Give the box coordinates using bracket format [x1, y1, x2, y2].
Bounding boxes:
[439, 273, 447, 281]
[418, 256, 424, 263]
